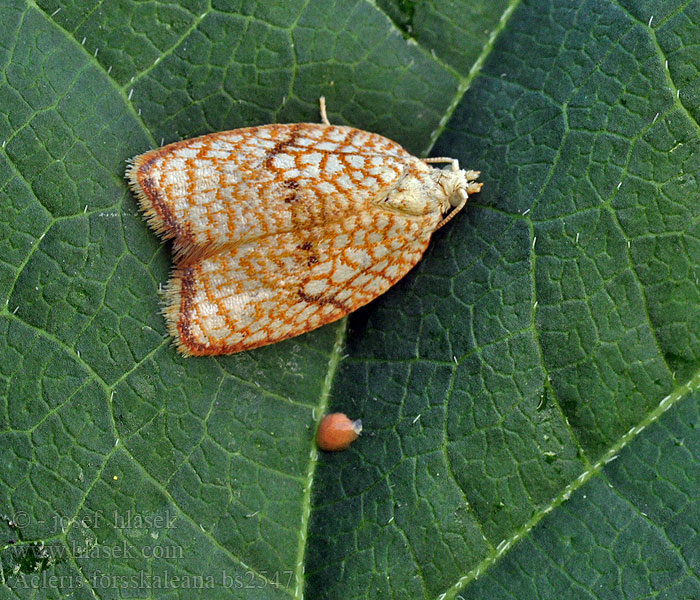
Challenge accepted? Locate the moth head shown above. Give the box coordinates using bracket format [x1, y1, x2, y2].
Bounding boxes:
[429, 159, 482, 228]
[377, 158, 482, 225]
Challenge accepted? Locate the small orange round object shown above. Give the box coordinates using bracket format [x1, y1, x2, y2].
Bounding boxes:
[316, 413, 362, 451]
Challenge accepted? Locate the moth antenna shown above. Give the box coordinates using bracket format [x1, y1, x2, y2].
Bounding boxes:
[319, 97, 331, 126]
[424, 157, 459, 171]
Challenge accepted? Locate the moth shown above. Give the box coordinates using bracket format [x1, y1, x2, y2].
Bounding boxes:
[126, 99, 481, 356]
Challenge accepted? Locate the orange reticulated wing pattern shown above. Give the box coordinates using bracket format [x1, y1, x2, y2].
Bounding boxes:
[127, 123, 479, 355]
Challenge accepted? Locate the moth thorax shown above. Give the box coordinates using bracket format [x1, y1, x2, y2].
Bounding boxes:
[379, 171, 442, 216]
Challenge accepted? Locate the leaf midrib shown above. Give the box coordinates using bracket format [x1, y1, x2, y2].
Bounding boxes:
[294, 320, 347, 599]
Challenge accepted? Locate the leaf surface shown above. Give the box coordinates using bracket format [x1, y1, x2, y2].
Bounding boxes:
[1, 1, 699, 599]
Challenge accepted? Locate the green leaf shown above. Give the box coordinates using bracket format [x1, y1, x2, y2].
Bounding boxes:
[1, 0, 699, 599]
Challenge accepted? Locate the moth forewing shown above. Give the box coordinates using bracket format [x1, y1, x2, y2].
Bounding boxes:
[127, 115, 481, 355]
